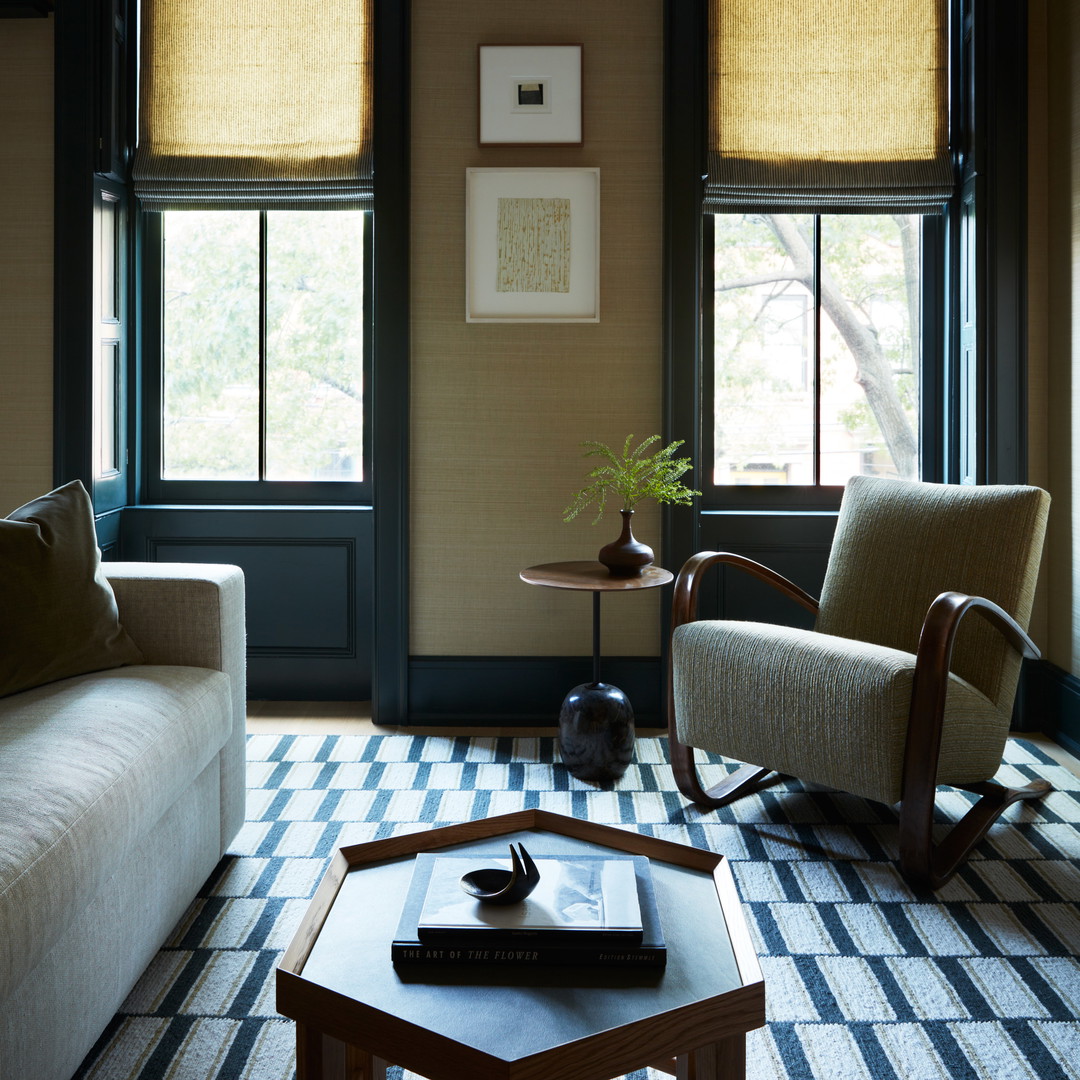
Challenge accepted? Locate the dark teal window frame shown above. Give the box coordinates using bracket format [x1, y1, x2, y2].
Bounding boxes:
[138, 209, 375, 508]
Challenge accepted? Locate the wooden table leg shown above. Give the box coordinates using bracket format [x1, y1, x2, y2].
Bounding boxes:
[295, 1024, 388, 1080]
[296, 1023, 323, 1080]
[675, 1034, 746, 1080]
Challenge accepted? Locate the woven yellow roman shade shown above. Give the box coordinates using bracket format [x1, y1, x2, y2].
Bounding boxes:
[706, 0, 953, 212]
[133, 0, 373, 210]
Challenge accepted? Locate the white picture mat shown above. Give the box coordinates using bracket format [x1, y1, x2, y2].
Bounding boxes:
[466, 168, 600, 323]
[478, 45, 583, 145]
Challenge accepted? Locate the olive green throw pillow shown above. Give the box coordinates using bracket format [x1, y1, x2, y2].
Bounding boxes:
[0, 481, 143, 698]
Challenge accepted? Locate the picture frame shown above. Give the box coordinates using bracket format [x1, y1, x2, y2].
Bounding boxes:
[478, 44, 584, 147]
[466, 167, 600, 324]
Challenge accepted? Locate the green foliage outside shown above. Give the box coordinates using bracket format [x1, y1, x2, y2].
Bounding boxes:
[563, 435, 701, 524]
[712, 213, 919, 483]
[162, 209, 366, 481]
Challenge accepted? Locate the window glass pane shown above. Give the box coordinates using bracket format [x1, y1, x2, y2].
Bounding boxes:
[100, 194, 118, 321]
[819, 214, 920, 483]
[711, 213, 815, 485]
[162, 211, 260, 479]
[98, 342, 119, 476]
[265, 211, 366, 481]
[710, 213, 920, 486]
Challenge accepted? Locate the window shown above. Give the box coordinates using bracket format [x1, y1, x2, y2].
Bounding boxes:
[664, 0, 1027, 598]
[158, 209, 370, 488]
[690, 0, 953, 506]
[133, 0, 376, 504]
[56, 0, 409, 709]
[706, 213, 923, 489]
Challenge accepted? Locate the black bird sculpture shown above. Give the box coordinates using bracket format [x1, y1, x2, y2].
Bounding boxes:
[459, 843, 541, 905]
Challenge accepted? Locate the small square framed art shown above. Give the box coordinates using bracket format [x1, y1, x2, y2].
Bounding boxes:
[477, 44, 584, 147]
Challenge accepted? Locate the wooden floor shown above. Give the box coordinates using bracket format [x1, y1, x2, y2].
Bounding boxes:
[245, 700, 1080, 778]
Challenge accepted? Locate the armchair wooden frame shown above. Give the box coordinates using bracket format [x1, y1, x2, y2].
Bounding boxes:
[667, 551, 1052, 889]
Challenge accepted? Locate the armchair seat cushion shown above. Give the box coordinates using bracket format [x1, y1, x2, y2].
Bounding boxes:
[672, 620, 1011, 805]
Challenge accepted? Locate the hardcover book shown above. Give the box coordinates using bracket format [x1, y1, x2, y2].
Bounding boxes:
[418, 852, 642, 941]
[392, 852, 666, 968]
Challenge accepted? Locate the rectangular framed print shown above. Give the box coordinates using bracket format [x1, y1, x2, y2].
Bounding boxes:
[466, 167, 600, 324]
[478, 44, 583, 146]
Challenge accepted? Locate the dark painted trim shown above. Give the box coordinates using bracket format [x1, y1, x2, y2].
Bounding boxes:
[919, 216, 948, 483]
[370, 0, 411, 724]
[975, 0, 1029, 485]
[661, 0, 705, 578]
[53, 0, 97, 489]
[1017, 660, 1080, 760]
[408, 657, 664, 728]
[660, 0, 707, 678]
[93, 507, 123, 560]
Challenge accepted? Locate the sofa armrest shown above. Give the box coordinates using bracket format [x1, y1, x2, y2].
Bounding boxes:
[105, 562, 247, 850]
[105, 563, 243, 670]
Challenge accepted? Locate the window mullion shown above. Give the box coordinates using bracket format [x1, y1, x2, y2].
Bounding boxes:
[812, 216, 822, 487]
[258, 211, 268, 482]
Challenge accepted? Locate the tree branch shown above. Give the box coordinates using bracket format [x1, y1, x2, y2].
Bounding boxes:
[714, 269, 809, 293]
[765, 214, 918, 479]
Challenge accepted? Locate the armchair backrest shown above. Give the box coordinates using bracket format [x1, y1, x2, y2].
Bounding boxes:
[815, 476, 1050, 707]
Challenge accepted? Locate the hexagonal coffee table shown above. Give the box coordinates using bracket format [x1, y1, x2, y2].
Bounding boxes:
[277, 810, 764, 1080]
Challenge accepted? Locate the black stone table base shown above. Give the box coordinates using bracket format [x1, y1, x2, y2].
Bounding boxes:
[558, 681, 635, 783]
[520, 562, 672, 786]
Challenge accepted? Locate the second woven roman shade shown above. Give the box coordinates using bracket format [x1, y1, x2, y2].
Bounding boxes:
[705, 0, 953, 212]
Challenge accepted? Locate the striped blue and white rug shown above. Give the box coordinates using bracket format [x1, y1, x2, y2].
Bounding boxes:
[75, 734, 1080, 1080]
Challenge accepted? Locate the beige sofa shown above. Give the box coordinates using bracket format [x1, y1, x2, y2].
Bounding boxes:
[0, 563, 246, 1080]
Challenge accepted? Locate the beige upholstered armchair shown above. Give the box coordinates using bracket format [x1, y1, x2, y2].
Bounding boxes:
[668, 475, 1051, 888]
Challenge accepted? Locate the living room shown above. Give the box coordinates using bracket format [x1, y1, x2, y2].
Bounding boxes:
[2, 2, 1080, 1079]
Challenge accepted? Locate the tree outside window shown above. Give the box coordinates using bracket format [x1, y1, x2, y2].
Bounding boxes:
[162, 210, 368, 483]
[710, 213, 920, 487]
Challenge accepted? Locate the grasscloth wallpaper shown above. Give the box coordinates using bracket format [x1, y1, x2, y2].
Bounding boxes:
[0, 19, 54, 515]
[410, 0, 665, 657]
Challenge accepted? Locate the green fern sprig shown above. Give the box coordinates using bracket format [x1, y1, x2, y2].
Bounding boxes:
[563, 434, 701, 524]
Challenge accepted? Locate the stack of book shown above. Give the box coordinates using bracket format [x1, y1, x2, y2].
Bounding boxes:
[391, 851, 666, 968]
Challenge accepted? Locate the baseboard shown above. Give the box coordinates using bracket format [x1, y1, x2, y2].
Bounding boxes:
[406, 656, 664, 727]
[1019, 658, 1080, 759]
[404, 655, 1080, 741]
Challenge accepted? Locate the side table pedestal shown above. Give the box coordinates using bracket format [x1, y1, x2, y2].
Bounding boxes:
[520, 561, 673, 785]
[557, 681, 635, 782]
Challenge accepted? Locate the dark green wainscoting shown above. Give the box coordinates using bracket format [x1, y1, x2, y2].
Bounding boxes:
[118, 506, 373, 700]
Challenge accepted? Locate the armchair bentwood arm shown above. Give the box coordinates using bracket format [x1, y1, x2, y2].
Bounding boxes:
[667, 475, 1051, 889]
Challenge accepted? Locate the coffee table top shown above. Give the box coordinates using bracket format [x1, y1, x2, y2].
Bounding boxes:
[277, 810, 764, 1080]
[520, 561, 674, 592]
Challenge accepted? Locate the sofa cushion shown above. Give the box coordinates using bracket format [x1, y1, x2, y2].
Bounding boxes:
[0, 664, 232, 1001]
[0, 481, 143, 698]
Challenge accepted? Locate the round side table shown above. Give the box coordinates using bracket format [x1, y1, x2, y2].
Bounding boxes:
[519, 561, 674, 783]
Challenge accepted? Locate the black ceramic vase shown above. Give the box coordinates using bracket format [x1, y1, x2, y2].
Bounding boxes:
[597, 509, 654, 577]
[558, 682, 635, 783]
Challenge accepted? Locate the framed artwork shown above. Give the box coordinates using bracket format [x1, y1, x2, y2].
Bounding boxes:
[466, 167, 600, 324]
[478, 44, 584, 146]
